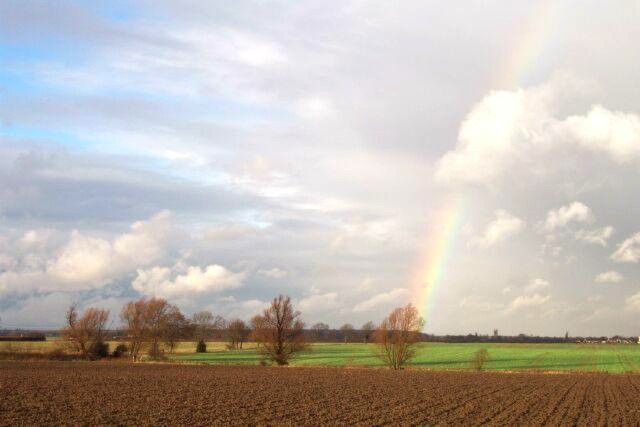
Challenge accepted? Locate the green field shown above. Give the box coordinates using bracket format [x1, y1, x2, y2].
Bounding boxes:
[172, 342, 640, 373]
[4, 340, 640, 373]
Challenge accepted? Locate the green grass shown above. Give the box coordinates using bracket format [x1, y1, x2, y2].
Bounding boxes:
[5, 340, 640, 373]
[171, 342, 640, 373]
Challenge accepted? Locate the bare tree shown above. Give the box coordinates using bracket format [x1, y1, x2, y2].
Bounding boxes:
[251, 295, 306, 365]
[192, 311, 214, 342]
[121, 299, 148, 361]
[192, 311, 226, 341]
[145, 298, 173, 359]
[361, 321, 375, 343]
[163, 305, 187, 354]
[120, 298, 178, 360]
[340, 323, 354, 343]
[227, 318, 249, 349]
[61, 303, 110, 358]
[311, 322, 330, 341]
[374, 303, 425, 369]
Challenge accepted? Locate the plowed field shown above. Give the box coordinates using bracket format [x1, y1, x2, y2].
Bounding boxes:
[2, 362, 640, 425]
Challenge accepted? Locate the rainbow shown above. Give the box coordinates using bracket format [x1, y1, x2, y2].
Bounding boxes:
[411, 195, 466, 327]
[409, 3, 558, 327]
[496, 0, 558, 89]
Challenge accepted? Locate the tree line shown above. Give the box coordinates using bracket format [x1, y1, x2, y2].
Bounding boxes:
[61, 295, 425, 369]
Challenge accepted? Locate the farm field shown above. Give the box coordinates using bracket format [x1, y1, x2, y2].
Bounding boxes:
[172, 342, 640, 373]
[4, 340, 640, 373]
[2, 361, 640, 425]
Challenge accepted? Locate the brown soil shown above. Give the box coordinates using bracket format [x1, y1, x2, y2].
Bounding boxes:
[1, 362, 639, 426]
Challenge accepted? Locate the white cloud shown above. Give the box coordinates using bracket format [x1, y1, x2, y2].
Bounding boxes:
[296, 97, 334, 120]
[112, 210, 174, 266]
[611, 232, 640, 263]
[470, 210, 525, 247]
[595, 271, 623, 284]
[353, 288, 409, 313]
[544, 202, 593, 232]
[0, 212, 176, 294]
[575, 226, 614, 247]
[20, 229, 54, 249]
[563, 105, 640, 163]
[509, 293, 551, 310]
[233, 37, 285, 68]
[297, 292, 340, 315]
[258, 267, 288, 279]
[435, 87, 551, 185]
[435, 82, 640, 186]
[625, 292, 640, 312]
[526, 278, 550, 292]
[133, 264, 245, 298]
[46, 231, 113, 287]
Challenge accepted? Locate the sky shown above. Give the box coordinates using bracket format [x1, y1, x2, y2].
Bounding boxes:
[1, 1, 640, 335]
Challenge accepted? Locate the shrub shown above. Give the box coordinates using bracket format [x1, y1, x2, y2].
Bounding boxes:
[112, 344, 128, 358]
[470, 348, 490, 371]
[196, 340, 207, 353]
[89, 341, 109, 359]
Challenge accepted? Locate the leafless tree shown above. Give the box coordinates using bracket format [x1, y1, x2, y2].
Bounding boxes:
[121, 299, 148, 361]
[145, 298, 173, 359]
[340, 323, 355, 343]
[119, 298, 158, 360]
[374, 303, 425, 369]
[227, 318, 249, 349]
[251, 295, 306, 365]
[163, 305, 188, 354]
[192, 311, 226, 341]
[120, 297, 179, 360]
[61, 304, 110, 358]
[361, 321, 375, 343]
[311, 322, 330, 341]
[192, 310, 214, 341]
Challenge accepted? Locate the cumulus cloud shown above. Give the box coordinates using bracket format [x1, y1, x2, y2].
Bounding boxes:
[543, 202, 593, 232]
[0, 211, 176, 294]
[509, 293, 551, 311]
[575, 226, 614, 247]
[435, 87, 551, 184]
[46, 232, 113, 286]
[595, 271, 623, 284]
[297, 292, 340, 315]
[132, 264, 245, 298]
[352, 288, 409, 313]
[611, 232, 640, 263]
[625, 292, 640, 312]
[435, 82, 640, 186]
[112, 210, 175, 266]
[258, 268, 288, 279]
[563, 106, 640, 163]
[470, 210, 525, 248]
[525, 278, 550, 292]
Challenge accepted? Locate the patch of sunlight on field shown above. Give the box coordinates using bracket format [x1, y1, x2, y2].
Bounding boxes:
[0, 341, 63, 353]
[170, 342, 640, 373]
